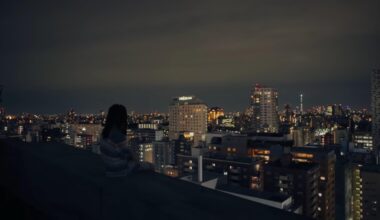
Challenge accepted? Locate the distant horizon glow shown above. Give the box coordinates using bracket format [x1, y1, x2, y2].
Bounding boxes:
[1, 0, 379, 113]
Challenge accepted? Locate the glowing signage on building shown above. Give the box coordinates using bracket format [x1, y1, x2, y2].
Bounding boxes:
[178, 96, 193, 101]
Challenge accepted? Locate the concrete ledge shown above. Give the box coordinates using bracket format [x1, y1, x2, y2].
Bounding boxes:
[0, 138, 309, 220]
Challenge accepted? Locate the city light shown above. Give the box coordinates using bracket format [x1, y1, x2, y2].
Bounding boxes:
[1, 1, 379, 219]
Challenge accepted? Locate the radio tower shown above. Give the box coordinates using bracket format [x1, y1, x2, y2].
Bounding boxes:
[300, 93, 304, 114]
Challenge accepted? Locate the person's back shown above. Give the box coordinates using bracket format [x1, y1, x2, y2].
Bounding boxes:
[100, 104, 153, 177]
[100, 104, 135, 177]
[100, 127, 135, 177]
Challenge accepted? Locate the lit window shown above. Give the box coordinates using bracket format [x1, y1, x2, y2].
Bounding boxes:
[255, 164, 260, 171]
[293, 153, 313, 159]
[320, 176, 326, 181]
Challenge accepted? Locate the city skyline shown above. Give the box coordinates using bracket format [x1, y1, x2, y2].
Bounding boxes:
[1, 0, 379, 113]
[2, 1, 380, 220]
[0, 82, 374, 114]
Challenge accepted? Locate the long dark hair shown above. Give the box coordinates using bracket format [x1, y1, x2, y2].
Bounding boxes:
[102, 104, 127, 138]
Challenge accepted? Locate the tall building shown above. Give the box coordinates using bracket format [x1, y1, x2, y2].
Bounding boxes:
[300, 94, 304, 114]
[351, 164, 362, 220]
[291, 146, 336, 220]
[137, 142, 153, 163]
[0, 85, 5, 135]
[173, 134, 192, 160]
[352, 132, 373, 153]
[371, 69, 380, 162]
[361, 165, 380, 220]
[0, 85, 3, 106]
[250, 84, 279, 133]
[169, 96, 207, 145]
[352, 165, 380, 220]
[335, 156, 354, 220]
[263, 157, 320, 219]
[153, 140, 175, 173]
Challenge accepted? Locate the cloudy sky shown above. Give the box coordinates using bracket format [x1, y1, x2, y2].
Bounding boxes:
[1, 0, 379, 113]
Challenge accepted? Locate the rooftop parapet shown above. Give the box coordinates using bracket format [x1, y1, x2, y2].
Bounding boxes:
[0, 138, 310, 220]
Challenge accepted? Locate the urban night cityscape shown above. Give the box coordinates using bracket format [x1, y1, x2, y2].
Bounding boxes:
[1, 1, 380, 220]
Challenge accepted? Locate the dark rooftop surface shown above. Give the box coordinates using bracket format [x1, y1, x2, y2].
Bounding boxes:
[0, 138, 310, 220]
[266, 160, 320, 171]
[184, 171, 221, 183]
[360, 164, 380, 173]
[291, 146, 337, 155]
[216, 183, 290, 203]
[246, 133, 286, 137]
[178, 153, 261, 164]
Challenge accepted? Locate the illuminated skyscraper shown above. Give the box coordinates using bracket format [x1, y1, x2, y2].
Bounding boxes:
[0, 85, 3, 104]
[361, 166, 380, 220]
[351, 165, 380, 220]
[250, 84, 279, 133]
[351, 164, 362, 220]
[371, 69, 380, 162]
[169, 96, 207, 145]
[300, 94, 304, 114]
[0, 85, 5, 134]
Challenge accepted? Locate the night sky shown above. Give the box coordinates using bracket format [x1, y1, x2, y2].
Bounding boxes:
[1, 0, 380, 114]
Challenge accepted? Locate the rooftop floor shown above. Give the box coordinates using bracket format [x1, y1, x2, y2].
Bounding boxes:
[0, 138, 310, 220]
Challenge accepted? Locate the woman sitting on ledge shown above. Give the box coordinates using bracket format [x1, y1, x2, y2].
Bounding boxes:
[100, 104, 153, 177]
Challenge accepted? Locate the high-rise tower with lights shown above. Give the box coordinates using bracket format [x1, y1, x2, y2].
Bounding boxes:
[250, 84, 279, 133]
[0, 85, 5, 135]
[371, 69, 380, 162]
[0, 85, 4, 116]
[169, 96, 208, 145]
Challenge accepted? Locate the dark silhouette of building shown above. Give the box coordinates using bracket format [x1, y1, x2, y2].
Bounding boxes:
[263, 157, 319, 219]
[291, 146, 336, 220]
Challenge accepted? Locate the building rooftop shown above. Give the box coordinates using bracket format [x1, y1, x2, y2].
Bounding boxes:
[170, 96, 205, 106]
[0, 138, 310, 220]
[291, 145, 336, 154]
[246, 132, 286, 137]
[182, 171, 221, 183]
[216, 183, 290, 203]
[361, 164, 380, 173]
[266, 159, 319, 171]
[178, 153, 262, 164]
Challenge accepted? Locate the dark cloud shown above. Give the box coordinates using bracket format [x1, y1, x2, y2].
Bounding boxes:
[1, 0, 379, 113]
